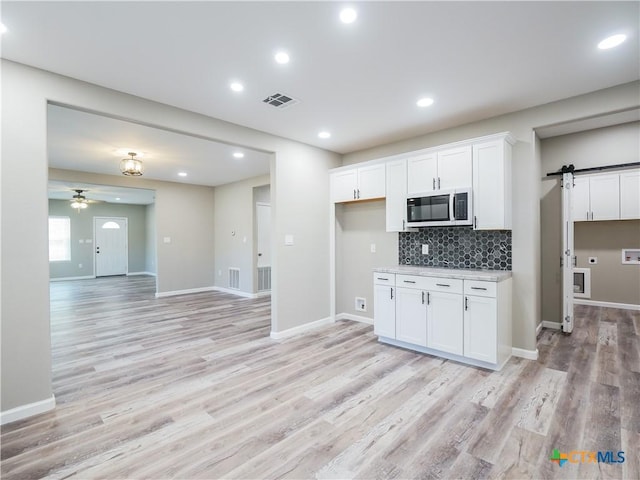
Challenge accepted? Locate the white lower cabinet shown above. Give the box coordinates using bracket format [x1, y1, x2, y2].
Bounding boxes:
[463, 294, 497, 363]
[373, 271, 512, 370]
[373, 273, 396, 339]
[427, 290, 463, 355]
[395, 287, 427, 346]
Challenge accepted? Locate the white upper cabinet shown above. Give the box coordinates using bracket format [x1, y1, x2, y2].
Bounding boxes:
[472, 137, 513, 230]
[572, 173, 620, 221]
[407, 153, 438, 194]
[437, 146, 473, 190]
[330, 163, 385, 203]
[620, 169, 640, 220]
[385, 158, 408, 232]
[407, 148, 472, 195]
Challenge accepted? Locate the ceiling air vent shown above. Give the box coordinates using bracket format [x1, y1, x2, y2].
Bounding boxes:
[262, 93, 299, 109]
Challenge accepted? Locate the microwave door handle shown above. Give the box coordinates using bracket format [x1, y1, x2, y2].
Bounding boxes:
[450, 193, 455, 222]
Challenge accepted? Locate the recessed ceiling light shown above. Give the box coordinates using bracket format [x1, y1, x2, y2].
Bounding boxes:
[275, 51, 290, 64]
[340, 8, 357, 24]
[318, 131, 331, 139]
[233, 152, 245, 159]
[230, 82, 244, 92]
[417, 97, 435, 108]
[598, 34, 627, 50]
[178, 172, 188, 177]
[115, 197, 121, 201]
[0, 23, 7, 34]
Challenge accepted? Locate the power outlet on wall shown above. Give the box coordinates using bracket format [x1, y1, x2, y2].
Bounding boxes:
[355, 297, 366, 312]
[588, 257, 598, 265]
[422, 244, 429, 255]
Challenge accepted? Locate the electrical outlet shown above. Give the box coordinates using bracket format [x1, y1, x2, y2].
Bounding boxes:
[422, 244, 429, 255]
[355, 297, 366, 312]
[370, 243, 376, 253]
[588, 257, 598, 265]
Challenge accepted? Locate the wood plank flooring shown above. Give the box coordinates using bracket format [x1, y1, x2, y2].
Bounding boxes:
[1, 276, 638, 479]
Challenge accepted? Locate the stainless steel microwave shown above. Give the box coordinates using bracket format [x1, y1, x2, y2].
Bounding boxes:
[406, 188, 472, 227]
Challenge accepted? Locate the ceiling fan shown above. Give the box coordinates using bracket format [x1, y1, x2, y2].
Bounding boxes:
[69, 189, 100, 210]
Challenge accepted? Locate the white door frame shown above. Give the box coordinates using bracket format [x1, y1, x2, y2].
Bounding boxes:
[561, 170, 575, 333]
[93, 216, 129, 277]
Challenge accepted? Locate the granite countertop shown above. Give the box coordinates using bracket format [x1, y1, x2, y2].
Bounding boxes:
[374, 265, 512, 282]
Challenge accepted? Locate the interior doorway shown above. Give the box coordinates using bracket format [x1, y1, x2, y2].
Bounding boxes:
[94, 216, 128, 276]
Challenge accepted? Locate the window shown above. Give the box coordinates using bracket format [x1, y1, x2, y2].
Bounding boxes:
[49, 216, 71, 262]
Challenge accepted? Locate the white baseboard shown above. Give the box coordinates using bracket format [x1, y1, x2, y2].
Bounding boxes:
[574, 299, 640, 311]
[212, 286, 258, 299]
[155, 286, 217, 298]
[0, 395, 56, 426]
[127, 271, 156, 277]
[336, 312, 373, 325]
[257, 290, 271, 298]
[512, 347, 539, 360]
[49, 275, 95, 282]
[270, 316, 334, 340]
[536, 322, 543, 336]
[542, 320, 562, 330]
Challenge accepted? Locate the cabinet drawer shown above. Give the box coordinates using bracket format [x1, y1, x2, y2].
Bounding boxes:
[396, 274, 431, 290]
[373, 272, 395, 286]
[464, 280, 496, 297]
[423, 277, 463, 294]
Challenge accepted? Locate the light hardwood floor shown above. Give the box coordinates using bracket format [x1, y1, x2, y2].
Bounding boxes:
[1, 276, 638, 479]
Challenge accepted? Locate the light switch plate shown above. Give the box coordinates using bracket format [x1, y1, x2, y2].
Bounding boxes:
[370, 243, 376, 253]
[163, 237, 171, 244]
[285, 234, 294, 246]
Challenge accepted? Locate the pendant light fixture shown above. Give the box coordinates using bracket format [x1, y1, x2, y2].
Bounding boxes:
[120, 152, 143, 176]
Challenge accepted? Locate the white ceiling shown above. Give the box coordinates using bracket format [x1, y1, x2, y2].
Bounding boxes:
[47, 104, 272, 187]
[2, 1, 638, 157]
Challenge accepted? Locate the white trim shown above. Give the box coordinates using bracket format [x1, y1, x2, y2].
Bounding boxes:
[512, 347, 539, 360]
[572, 267, 591, 298]
[49, 275, 95, 282]
[1, 395, 56, 426]
[127, 271, 156, 277]
[155, 286, 217, 298]
[542, 320, 562, 330]
[536, 322, 543, 336]
[256, 290, 271, 298]
[336, 312, 373, 325]
[574, 299, 640, 311]
[270, 316, 334, 340]
[212, 286, 258, 299]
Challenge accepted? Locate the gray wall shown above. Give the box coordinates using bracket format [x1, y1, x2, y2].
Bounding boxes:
[540, 122, 640, 321]
[1, 60, 340, 414]
[214, 174, 270, 294]
[335, 200, 398, 319]
[48, 199, 148, 278]
[341, 81, 640, 353]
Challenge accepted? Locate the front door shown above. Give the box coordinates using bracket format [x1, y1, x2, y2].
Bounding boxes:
[94, 217, 128, 277]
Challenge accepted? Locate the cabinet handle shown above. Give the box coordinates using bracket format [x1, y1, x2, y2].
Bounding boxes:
[353, 189, 356, 200]
[590, 211, 594, 220]
[474, 216, 478, 229]
[357, 189, 361, 199]
[471, 287, 487, 291]
[390, 287, 394, 300]
[465, 297, 469, 311]
[586, 211, 589, 220]
[437, 177, 441, 190]
[427, 291, 430, 305]
[422, 291, 425, 304]
[403, 280, 416, 284]
[436, 283, 450, 287]
[402, 219, 405, 231]
[432, 178, 436, 190]
[377, 277, 389, 281]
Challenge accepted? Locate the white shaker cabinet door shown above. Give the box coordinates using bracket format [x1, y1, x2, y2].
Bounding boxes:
[463, 295, 497, 364]
[620, 170, 640, 220]
[589, 174, 620, 221]
[427, 290, 464, 355]
[374, 284, 396, 339]
[395, 287, 427, 347]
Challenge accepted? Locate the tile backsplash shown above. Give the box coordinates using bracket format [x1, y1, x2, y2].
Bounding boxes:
[399, 227, 512, 270]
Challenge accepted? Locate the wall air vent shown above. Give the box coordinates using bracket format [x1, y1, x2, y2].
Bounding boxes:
[262, 93, 299, 109]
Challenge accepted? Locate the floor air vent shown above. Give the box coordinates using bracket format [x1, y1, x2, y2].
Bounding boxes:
[229, 268, 240, 290]
[262, 93, 299, 109]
